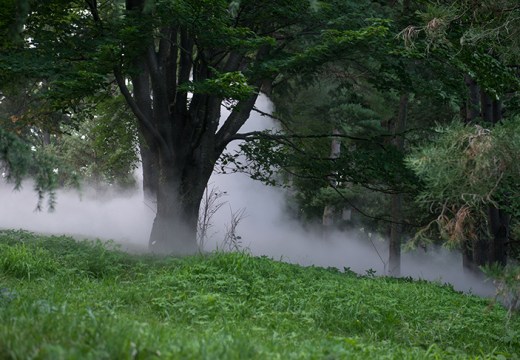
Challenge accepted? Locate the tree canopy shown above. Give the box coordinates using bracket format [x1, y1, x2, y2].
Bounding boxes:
[0, 0, 518, 271]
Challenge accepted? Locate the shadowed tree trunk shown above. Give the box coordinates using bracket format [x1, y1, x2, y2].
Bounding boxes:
[139, 140, 158, 201]
[464, 75, 480, 124]
[388, 93, 408, 277]
[130, 54, 159, 201]
[322, 128, 341, 233]
[488, 206, 509, 266]
[462, 75, 509, 270]
[486, 95, 509, 267]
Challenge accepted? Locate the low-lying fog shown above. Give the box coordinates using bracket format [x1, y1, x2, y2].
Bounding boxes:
[0, 95, 495, 297]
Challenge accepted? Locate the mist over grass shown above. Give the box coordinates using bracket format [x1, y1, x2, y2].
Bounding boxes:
[0, 180, 154, 249]
[0, 95, 496, 297]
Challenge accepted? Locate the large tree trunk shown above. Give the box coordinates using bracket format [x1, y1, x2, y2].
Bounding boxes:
[486, 96, 509, 267]
[148, 126, 217, 254]
[148, 162, 208, 254]
[388, 93, 408, 277]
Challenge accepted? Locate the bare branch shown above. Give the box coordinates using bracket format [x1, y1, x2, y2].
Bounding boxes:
[231, 131, 377, 143]
[231, 126, 424, 144]
[329, 185, 425, 227]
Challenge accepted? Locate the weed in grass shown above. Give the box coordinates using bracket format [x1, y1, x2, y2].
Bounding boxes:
[0, 243, 58, 280]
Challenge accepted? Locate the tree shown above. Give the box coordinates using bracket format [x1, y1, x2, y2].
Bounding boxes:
[1, 0, 390, 254]
[0, 0, 60, 209]
[118, 0, 395, 254]
[253, 1, 440, 276]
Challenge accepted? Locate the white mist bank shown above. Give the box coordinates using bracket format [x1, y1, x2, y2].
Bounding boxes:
[0, 172, 494, 297]
[0, 182, 154, 246]
[0, 94, 496, 297]
[203, 171, 494, 297]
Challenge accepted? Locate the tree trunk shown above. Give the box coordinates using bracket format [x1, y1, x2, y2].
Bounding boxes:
[464, 75, 480, 123]
[148, 174, 200, 255]
[139, 139, 158, 201]
[388, 93, 408, 277]
[481, 91, 493, 123]
[488, 206, 509, 266]
[463, 78, 509, 270]
[322, 128, 341, 234]
[389, 194, 402, 276]
[148, 138, 216, 254]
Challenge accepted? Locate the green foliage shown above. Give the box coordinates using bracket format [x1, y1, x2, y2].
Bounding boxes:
[406, 117, 520, 244]
[48, 96, 140, 188]
[275, 23, 390, 77]
[0, 0, 29, 47]
[0, 126, 31, 188]
[238, 116, 418, 225]
[407, 118, 520, 208]
[1, 0, 356, 110]
[179, 70, 255, 101]
[0, 230, 518, 358]
[401, 1, 520, 97]
[0, 127, 59, 209]
[0, 82, 138, 189]
[311, 187, 357, 209]
[459, 50, 520, 98]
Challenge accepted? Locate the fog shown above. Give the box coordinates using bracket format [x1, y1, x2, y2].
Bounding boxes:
[0, 95, 495, 297]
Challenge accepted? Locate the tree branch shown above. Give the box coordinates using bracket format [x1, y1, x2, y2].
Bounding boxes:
[85, 0, 101, 23]
[231, 131, 377, 143]
[215, 92, 260, 152]
[146, 45, 168, 98]
[166, 27, 178, 107]
[113, 66, 170, 155]
[329, 184, 424, 227]
[231, 126, 425, 144]
[174, 27, 194, 115]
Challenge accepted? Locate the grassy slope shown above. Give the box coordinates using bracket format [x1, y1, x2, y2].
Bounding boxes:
[0, 230, 518, 359]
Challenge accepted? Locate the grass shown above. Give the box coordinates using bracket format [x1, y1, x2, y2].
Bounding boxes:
[0, 229, 518, 359]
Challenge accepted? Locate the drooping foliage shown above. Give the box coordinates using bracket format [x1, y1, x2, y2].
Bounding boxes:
[0, 126, 59, 210]
[406, 118, 520, 245]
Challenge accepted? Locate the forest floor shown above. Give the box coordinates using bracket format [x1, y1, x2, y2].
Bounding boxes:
[0, 229, 518, 359]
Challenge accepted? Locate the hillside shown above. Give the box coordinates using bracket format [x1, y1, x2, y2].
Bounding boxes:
[0, 230, 518, 359]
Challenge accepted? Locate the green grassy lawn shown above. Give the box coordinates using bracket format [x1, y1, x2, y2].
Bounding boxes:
[0, 230, 518, 359]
